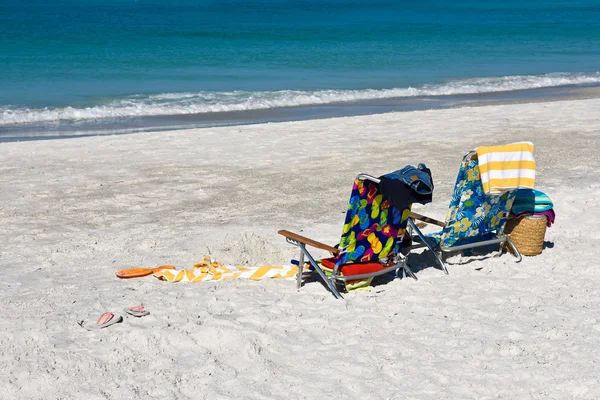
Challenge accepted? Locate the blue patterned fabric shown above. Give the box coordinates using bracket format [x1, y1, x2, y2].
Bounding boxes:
[335, 179, 411, 267]
[428, 153, 515, 248]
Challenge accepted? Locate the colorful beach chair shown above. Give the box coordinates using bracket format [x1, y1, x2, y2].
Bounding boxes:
[411, 150, 525, 271]
[278, 173, 419, 299]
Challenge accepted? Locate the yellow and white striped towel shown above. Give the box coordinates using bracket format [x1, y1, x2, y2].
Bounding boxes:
[476, 141, 536, 195]
[153, 256, 298, 283]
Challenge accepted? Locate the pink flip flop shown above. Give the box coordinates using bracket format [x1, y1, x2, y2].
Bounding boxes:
[84, 312, 123, 330]
[123, 306, 150, 317]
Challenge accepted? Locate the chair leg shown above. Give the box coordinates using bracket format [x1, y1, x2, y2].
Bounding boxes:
[297, 243, 343, 299]
[408, 218, 449, 275]
[439, 251, 450, 274]
[403, 263, 418, 281]
[296, 251, 304, 291]
[496, 242, 504, 257]
[505, 237, 523, 263]
[438, 251, 449, 275]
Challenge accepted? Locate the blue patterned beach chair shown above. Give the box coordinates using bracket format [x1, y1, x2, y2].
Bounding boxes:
[279, 173, 417, 299]
[410, 151, 523, 272]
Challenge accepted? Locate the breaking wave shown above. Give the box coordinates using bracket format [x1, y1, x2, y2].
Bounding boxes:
[2, 72, 599, 126]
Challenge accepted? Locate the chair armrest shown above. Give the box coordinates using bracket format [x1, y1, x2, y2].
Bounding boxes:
[410, 212, 446, 228]
[278, 230, 341, 255]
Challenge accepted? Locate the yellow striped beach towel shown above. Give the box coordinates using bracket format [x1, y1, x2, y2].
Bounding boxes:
[476, 141, 536, 195]
[153, 256, 298, 283]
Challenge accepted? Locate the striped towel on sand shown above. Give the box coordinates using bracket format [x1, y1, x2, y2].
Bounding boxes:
[154, 256, 298, 283]
[476, 141, 536, 195]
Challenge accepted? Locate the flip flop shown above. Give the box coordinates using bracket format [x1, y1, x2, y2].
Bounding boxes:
[84, 312, 123, 330]
[116, 265, 176, 279]
[124, 305, 150, 317]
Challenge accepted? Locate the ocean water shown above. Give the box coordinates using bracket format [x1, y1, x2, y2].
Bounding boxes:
[1, 0, 600, 139]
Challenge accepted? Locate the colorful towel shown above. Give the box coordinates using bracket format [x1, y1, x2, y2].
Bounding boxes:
[476, 142, 536, 195]
[511, 188, 554, 214]
[154, 256, 298, 283]
[513, 209, 556, 228]
[336, 179, 411, 267]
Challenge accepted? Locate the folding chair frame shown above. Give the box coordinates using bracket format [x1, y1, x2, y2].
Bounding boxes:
[278, 174, 418, 299]
[409, 151, 523, 272]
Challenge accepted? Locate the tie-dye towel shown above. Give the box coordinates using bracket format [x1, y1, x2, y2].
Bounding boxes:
[154, 256, 298, 283]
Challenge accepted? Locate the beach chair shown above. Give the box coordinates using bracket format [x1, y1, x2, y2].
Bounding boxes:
[278, 174, 419, 299]
[410, 150, 524, 272]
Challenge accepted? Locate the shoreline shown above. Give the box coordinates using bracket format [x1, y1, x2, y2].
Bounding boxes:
[2, 84, 600, 143]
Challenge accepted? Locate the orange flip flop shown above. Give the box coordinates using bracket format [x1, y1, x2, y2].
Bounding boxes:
[116, 265, 176, 279]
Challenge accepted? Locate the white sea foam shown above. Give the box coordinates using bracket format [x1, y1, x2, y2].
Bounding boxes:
[1, 72, 599, 125]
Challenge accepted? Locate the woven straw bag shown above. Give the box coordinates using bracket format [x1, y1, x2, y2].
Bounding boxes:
[504, 215, 547, 256]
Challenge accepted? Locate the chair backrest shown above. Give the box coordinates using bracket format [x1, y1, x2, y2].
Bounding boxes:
[335, 179, 411, 266]
[440, 152, 515, 247]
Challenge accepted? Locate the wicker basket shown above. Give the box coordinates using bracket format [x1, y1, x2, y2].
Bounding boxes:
[504, 215, 547, 256]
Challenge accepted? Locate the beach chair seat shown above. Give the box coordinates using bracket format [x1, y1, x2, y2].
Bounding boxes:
[279, 173, 421, 299]
[410, 146, 535, 271]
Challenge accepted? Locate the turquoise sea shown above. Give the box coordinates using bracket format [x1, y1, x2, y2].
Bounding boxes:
[1, 0, 600, 140]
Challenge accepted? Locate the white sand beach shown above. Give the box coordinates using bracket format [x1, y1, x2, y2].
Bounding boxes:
[1, 98, 600, 399]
